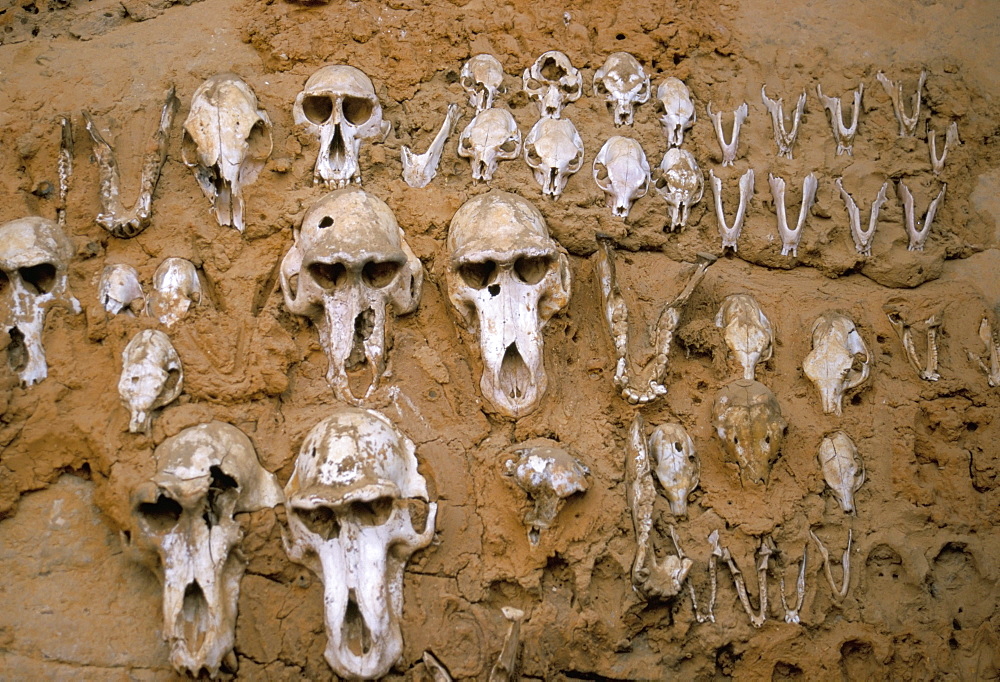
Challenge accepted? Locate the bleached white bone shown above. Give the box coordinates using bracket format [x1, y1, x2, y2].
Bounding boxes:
[523, 116, 584, 199]
[810, 528, 852, 600]
[99, 264, 145, 316]
[655, 148, 704, 231]
[522, 50, 582, 119]
[897, 181, 946, 251]
[422, 651, 454, 682]
[837, 178, 889, 256]
[657, 77, 696, 147]
[761, 85, 805, 159]
[488, 607, 525, 682]
[885, 309, 942, 381]
[461, 54, 505, 112]
[649, 423, 700, 516]
[706, 101, 747, 166]
[817, 82, 864, 156]
[119, 329, 183, 434]
[503, 441, 589, 545]
[401, 104, 460, 188]
[594, 52, 650, 127]
[708, 168, 754, 252]
[779, 544, 807, 624]
[769, 172, 817, 257]
[929, 121, 960, 175]
[593, 136, 650, 218]
[57, 115, 72, 228]
[802, 312, 870, 416]
[719, 535, 772, 627]
[457, 108, 521, 182]
[819, 431, 865, 514]
[970, 317, 1000, 387]
[876, 70, 926, 137]
[715, 293, 773, 381]
[146, 257, 202, 327]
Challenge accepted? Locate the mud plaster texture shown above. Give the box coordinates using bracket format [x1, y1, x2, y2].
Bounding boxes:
[1, 0, 1000, 679]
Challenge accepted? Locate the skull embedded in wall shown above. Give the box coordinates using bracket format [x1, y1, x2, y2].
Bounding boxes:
[182, 73, 273, 232]
[119, 329, 183, 434]
[502, 439, 589, 544]
[457, 108, 522, 183]
[648, 423, 700, 516]
[0, 216, 79, 386]
[712, 379, 787, 485]
[145, 257, 202, 327]
[523, 117, 584, 199]
[99, 263, 144, 316]
[461, 53, 505, 112]
[280, 187, 423, 404]
[283, 407, 437, 679]
[522, 50, 583, 119]
[654, 148, 704, 231]
[593, 136, 651, 218]
[293, 65, 387, 188]
[802, 312, 870, 416]
[446, 191, 571, 418]
[125, 421, 283, 678]
[593, 52, 650, 126]
[715, 293, 773, 381]
[657, 77, 696, 147]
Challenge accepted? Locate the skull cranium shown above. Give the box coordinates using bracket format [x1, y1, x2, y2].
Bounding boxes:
[461, 53, 505, 112]
[503, 439, 589, 544]
[593, 52, 650, 126]
[654, 148, 704, 231]
[523, 117, 584, 199]
[648, 423, 700, 516]
[522, 50, 583, 119]
[712, 379, 787, 485]
[119, 329, 183, 434]
[802, 312, 870, 416]
[457, 108, 522, 183]
[145, 257, 202, 327]
[657, 77, 696, 147]
[99, 263, 144, 316]
[593, 136, 651, 218]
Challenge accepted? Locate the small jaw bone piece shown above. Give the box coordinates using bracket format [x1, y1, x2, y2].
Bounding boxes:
[685, 529, 721, 623]
[929, 122, 960, 175]
[401, 104, 461, 189]
[648, 423, 700, 516]
[422, 651, 454, 682]
[761, 85, 806, 160]
[768, 172, 818, 257]
[708, 168, 754, 252]
[885, 307, 942, 381]
[715, 293, 773, 381]
[522, 50, 583, 119]
[461, 54, 505, 113]
[876, 70, 927, 137]
[524, 117, 585, 199]
[457, 108, 522, 183]
[99, 263, 145, 316]
[503, 440, 590, 545]
[707, 102, 748, 166]
[119, 329, 183, 434]
[718, 535, 773, 628]
[654, 148, 704, 231]
[816, 83, 864, 156]
[488, 607, 526, 682]
[712, 379, 787, 486]
[778, 544, 807, 624]
[897, 181, 946, 252]
[657, 77, 696, 147]
[146, 257, 202, 327]
[970, 316, 1000, 387]
[802, 312, 871, 416]
[593, 136, 650, 218]
[83, 87, 178, 238]
[810, 528, 852, 600]
[593, 52, 650, 127]
[836, 178, 889, 257]
[57, 115, 72, 228]
[819, 431, 865, 514]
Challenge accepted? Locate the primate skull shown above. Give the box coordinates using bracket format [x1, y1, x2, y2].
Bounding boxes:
[283, 407, 437, 679]
[0, 216, 78, 386]
[146, 257, 202, 327]
[655, 148, 704, 231]
[446, 191, 571, 418]
[280, 188, 423, 404]
[657, 77, 696, 147]
[523, 117, 584, 199]
[593, 136, 651, 218]
[293, 65, 387, 188]
[99, 263, 144, 316]
[712, 379, 787, 485]
[461, 53, 505, 112]
[802, 312, 870, 416]
[522, 50, 583, 119]
[125, 422, 283, 678]
[457, 108, 522, 182]
[119, 329, 183, 434]
[593, 52, 650, 126]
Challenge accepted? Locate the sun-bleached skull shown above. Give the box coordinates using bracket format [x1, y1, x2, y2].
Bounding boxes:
[283, 407, 436, 679]
[125, 421, 283, 678]
[522, 50, 583, 119]
[119, 329, 183, 434]
[648, 423, 700, 516]
[654, 148, 704, 231]
[712, 379, 787, 485]
[524, 117, 584, 199]
[0, 216, 79, 386]
[461, 54, 505, 112]
[280, 188, 422, 404]
[818, 431, 865, 514]
[182, 73, 273, 232]
[657, 77, 696, 147]
[146, 257, 202, 327]
[715, 294, 773, 381]
[802, 312, 870, 416]
[593, 136, 650, 218]
[457, 108, 521, 182]
[293, 65, 387, 188]
[446, 191, 571, 418]
[503, 439, 589, 545]
[99, 263, 144, 316]
[593, 52, 651, 126]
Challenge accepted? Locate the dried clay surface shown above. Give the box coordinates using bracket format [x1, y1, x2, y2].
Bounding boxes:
[1, 0, 1000, 679]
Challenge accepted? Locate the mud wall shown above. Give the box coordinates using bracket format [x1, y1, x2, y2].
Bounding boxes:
[1, 0, 999, 678]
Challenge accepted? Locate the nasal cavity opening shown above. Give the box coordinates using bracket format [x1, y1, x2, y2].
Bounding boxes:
[181, 581, 209, 653]
[329, 124, 347, 165]
[7, 327, 26, 373]
[347, 307, 376, 370]
[343, 588, 372, 656]
[499, 343, 531, 400]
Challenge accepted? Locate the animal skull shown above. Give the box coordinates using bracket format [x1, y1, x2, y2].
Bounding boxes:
[280, 188, 423, 404]
[99, 263, 144, 315]
[446, 191, 571, 418]
[119, 329, 183, 434]
[522, 50, 583, 119]
[715, 294, 773, 381]
[146, 257, 202, 327]
[457, 108, 522, 182]
[523, 117, 584, 199]
[283, 407, 436, 679]
[0, 216, 79, 386]
[802, 312, 870, 416]
[657, 77, 696, 147]
[293, 65, 387, 188]
[654, 148, 704, 231]
[593, 52, 650, 126]
[712, 379, 787, 485]
[182, 73, 273, 232]
[503, 439, 589, 544]
[461, 54, 505, 112]
[648, 423, 700, 516]
[593, 136, 650, 218]
[818, 431, 865, 514]
[125, 422, 283, 678]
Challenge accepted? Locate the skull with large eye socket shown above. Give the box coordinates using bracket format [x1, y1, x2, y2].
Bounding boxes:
[446, 191, 571, 418]
[283, 407, 437, 680]
[457, 108, 522, 183]
[522, 50, 583, 119]
[460, 53, 506, 113]
[280, 187, 423, 405]
[124, 421, 283, 678]
[292, 65, 388, 188]
[593, 52, 651, 127]
[593, 136, 651, 218]
[523, 117, 584, 199]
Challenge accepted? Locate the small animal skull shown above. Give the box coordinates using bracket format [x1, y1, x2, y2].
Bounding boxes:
[182, 73, 273, 232]
[283, 407, 436, 679]
[119, 329, 183, 434]
[125, 422, 283, 678]
[522, 50, 583, 119]
[715, 294, 773, 381]
[818, 431, 865, 514]
[461, 54, 505, 112]
[593, 136, 650, 218]
[523, 117, 584, 199]
[280, 188, 423, 404]
[99, 263, 144, 316]
[146, 257, 202, 327]
[657, 77, 696, 147]
[593, 52, 650, 126]
[446, 191, 571, 418]
[457, 108, 522, 182]
[802, 312, 870, 416]
[654, 148, 704, 231]
[293, 65, 387, 188]
[0, 216, 79, 386]
[648, 423, 700, 516]
[712, 379, 787, 485]
[503, 439, 590, 545]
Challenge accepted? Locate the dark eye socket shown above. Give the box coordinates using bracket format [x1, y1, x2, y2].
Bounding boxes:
[18, 263, 56, 295]
[673, 442, 683, 452]
[526, 78, 542, 90]
[362, 261, 400, 288]
[299, 506, 341, 540]
[499, 139, 518, 153]
[204, 466, 238, 529]
[0, 270, 8, 295]
[308, 262, 347, 289]
[302, 95, 334, 124]
[514, 255, 552, 284]
[561, 82, 579, 94]
[349, 497, 394, 526]
[539, 60, 565, 82]
[458, 260, 497, 289]
[595, 163, 609, 182]
[138, 494, 182, 532]
[526, 147, 542, 165]
[342, 96, 374, 126]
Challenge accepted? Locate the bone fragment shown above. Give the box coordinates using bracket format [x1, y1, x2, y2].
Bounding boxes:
[779, 545, 807, 624]
[876, 70, 926, 137]
[885, 309, 942, 381]
[969, 317, 1000, 387]
[761, 85, 805, 159]
[422, 651, 454, 682]
[816, 83, 864, 156]
[57, 115, 73, 228]
[819, 431, 866, 514]
[719, 535, 771, 627]
[897, 181, 946, 252]
[769, 172, 817, 257]
[707, 102, 748, 167]
[810, 528, 852, 600]
[929, 121, 960, 175]
[837, 178, 889, 257]
[709, 168, 754, 252]
[488, 607, 525, 682]
[401, 104, 461, 188]
[802, 312, 871, 416]
[678, 527, 719, 624]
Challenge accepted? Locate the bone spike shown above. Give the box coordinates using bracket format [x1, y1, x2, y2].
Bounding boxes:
[876, 70, 926, 137]
[488, 607, 525, 682]
[401, 104, 461, 188]
[761, 85, 805, 159]
[837, 178, 889, 257]
[969, 317, 1000, 387]
[929, 121, 960, 175]
[709, 168, 754, 252]
[423, 652, 454, 682]
[594, 234, 631, 391]
[707, 102, 748, 166]
[925, 315, 941, 380]
[816, 83, 864, 156]
[779, 544, 807, 624]
[886, 309, 942, 381]
[810, 529, 852, 600]
[897, 180, 946, 252]
[769, 172, 817, 257]
[57, 115, 73, 228]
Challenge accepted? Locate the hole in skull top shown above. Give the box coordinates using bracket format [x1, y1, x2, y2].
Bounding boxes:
[488, 284, 500, 297]
[361, 260, 400, 288]
[204, 465, 238, 529]
[302, 95, 335, 124]
[342, 96, 375, 126]
[674, 441, 683, 452]
[18, 263, 56, 295]
[308, 262, 347, 289]
[318, 216, 334, 229]
[299, 505, 341, 540]
[514, 255, 552, 284]
[540, 58, 566, 82]
[458, 260, 497, 289]
[138, 494, 183, 532]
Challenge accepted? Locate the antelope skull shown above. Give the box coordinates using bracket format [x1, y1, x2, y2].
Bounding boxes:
[802, 312, 870, 416]
[712, 379, 787, 485]
[119, 329, 183, 434]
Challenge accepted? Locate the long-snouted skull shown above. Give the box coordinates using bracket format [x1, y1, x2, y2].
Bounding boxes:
[146, 257, 202, 327]
[648, 423, 700, 516]
[280, 187, 423, 405]
[524, 117, 584, 199]
[593, 136, 651, 218]
[99, 263, 144, 316]
[802, 312, 870, 416]
[283, 407, 437, 679]
[715, 294, 773, 381]
[458, 108, 522, 183]
[522, 50, 583, 119]
[818, 430, 865, 514]
[119, 329, 183, 434]
[657, 77, 696, 147]
[446, 191, 571, 418]
[182, 73, 273, 232]
[712, 379, 787, 486]
[126, 422, 283, 678]
[293, 65, 386, 188]
[594, 52, 650, 127]
[0, 217, 78, 386]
